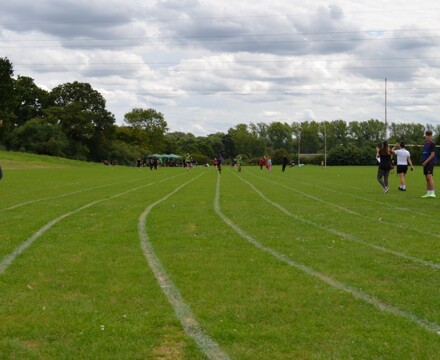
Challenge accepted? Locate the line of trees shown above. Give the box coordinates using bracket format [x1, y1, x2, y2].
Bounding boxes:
[1, 57, 438, 166]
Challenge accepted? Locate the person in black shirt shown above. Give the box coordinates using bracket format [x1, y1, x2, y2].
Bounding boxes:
[282, 154, 288, 172]
[376, 141, 392, 193]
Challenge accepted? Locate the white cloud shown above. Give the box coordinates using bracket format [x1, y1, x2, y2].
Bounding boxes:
[1, 0, 440, 134]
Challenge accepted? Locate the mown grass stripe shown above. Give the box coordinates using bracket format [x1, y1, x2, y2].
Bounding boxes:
[0, 181, 157, 275]
[0, 177, 145, 213]
[241, 171, 440, 270]
[283, 171, 437, 221]
[251, 171, 440, 240]
[138, 171, 230, 360]
[214, 174, 440, 336]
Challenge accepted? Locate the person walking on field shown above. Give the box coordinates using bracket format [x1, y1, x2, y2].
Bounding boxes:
[215, 154, 223, 174]
[185, 153, 192, 171]
[376, 141, 393, 193]
[282, 154, 288, 172]
[421, 130, 436, 198]
[391, 142, 414, 191]
[265, 156, 272, 172]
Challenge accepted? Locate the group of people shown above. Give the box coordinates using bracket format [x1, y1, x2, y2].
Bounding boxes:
[259, 156, 273, 172]
[376, 130, 436, 197]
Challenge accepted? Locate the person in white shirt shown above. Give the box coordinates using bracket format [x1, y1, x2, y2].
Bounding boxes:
[391, 142, 414, 191]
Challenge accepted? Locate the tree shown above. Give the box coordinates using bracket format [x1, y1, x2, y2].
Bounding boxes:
[296, 121, 320, 154]
[227, 123, 265, 158]
[206, 132, 226, 157]
[124, 108, 168, 153]
[348, 119, 386, 148]
[48, 82, 115, 161]
[267, 121, 293, 151]
[13, 76, 49, 127]
[0, 57, 15, 145]
[8, 118, 68, 156]
[388, 122, 425, 145]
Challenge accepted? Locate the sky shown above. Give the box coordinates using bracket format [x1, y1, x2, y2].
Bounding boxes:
[1, 0, 440, 136]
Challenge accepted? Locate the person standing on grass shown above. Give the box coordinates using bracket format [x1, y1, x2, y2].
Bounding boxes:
[392, 142, 414, 191]
[185, 153, 192, 171]
[216, 154, 223, 174]
[266, 156, 272, 172]
[376, 141, 392, 193]
[421, 130, 436, 198]
[259, 157, 264, 170]
[282, 154, 288, 172]
[236, 155, 242, 172]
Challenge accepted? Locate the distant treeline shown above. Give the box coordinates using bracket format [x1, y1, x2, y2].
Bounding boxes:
[0, 57, 438, 166]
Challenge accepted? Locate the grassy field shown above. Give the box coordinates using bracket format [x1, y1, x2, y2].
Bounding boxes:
[1, 151, 439, 359]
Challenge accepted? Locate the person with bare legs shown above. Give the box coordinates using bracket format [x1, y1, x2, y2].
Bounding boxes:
[391, 142, 414, 191]
[421, 130, 436, 198]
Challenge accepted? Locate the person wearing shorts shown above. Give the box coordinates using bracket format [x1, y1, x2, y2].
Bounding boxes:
[421, 130, 436, 198]
[392, 142, 414, 191]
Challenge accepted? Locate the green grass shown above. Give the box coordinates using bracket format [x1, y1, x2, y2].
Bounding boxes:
[1, 151, 440, 359]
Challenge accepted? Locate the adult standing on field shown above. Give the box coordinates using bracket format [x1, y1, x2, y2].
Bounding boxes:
[421, 130, 436, 198]
[215, 154, 223, 174]
[391, 142, 414, 191]
[282, 154, 288, 172]
[185, 153, 192, 171]
[376, 141, 392, 193]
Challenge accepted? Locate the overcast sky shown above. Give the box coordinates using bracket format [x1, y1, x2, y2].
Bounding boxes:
[1, 1, 440, 135]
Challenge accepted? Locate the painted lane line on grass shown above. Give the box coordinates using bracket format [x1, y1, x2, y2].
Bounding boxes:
[0, 177, 145, 213]
[285, 174, 436, 221]
[0, 180, 162, 275]
[138, 172, 230, 360]
[239, 174, 440, 270]
[251, 172, 440, 240]
[214, 175, 440, 336]
[0, 179, 95, 200]
[1, 172, 187, 213]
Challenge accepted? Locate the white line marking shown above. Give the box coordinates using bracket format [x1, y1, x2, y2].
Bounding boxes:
[0, 181, 157, 274]
[282, 172, 436, 220]
[243, 172, 440, 270]
[138, 172, 230, 360]
[214, 174, 440, 335]
[0, 177, 145, 213]
[252, 171, 440, 240]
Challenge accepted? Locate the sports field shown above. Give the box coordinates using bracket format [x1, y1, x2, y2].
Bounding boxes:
[1, 151, 439, 359]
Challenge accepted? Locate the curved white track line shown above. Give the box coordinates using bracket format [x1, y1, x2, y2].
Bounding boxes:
[1, 177, 145, 213]
[252, 171, 440, 240]
[280, 172, 436, 220]
[138, 172, 230, 360]
[214, 174, 440, 336]
[243, 173, 440, 269]
[0, 181, 158, 274]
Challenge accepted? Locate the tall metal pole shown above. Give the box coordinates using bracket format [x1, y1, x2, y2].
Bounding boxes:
[324, 122, 327, 168]
[385, 78, 388, 139]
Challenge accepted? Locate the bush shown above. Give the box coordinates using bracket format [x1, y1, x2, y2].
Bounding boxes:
[327, 144, 376, 165]
[107, 141, 147, 166]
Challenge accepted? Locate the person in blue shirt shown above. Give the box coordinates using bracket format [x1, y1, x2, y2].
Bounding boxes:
[421, 130, 436, 198]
